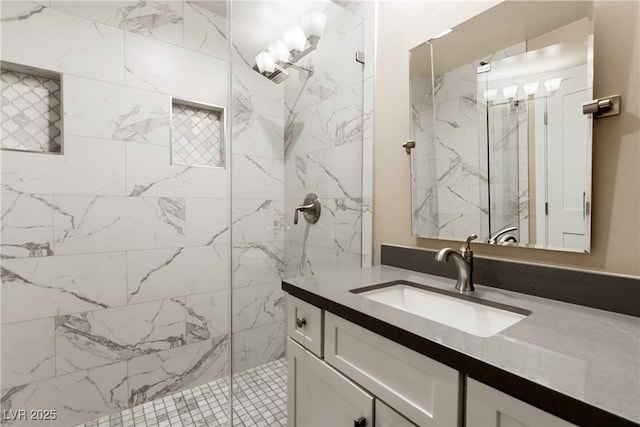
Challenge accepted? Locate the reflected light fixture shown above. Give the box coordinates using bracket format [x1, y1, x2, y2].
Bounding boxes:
[253, 11, 327, 84]
[523, 81, 539, 97]
[544, 78, 562, 95]
[483, 89, 498, 103]
[502, 85, 519, 100]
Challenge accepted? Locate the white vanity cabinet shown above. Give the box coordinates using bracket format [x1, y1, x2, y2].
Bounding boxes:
[285, 294, 459, 427]
[466, 379, 577, 427]
[375, 400, 418, 427]
[287, 338, 374, 427]
[324, 312, 459, 426]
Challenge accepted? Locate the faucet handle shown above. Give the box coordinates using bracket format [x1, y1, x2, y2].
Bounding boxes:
[461, 234, 478, 259]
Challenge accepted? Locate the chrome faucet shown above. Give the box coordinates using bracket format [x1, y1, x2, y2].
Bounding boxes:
[488, 226, 518, 245]
[435, 234, 477, 294]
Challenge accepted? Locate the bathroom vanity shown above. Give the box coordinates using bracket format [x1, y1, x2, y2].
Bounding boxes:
[282, 250, 640, 427]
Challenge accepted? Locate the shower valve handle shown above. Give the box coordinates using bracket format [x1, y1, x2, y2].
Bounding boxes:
[294, 203, 316, 225]
[293, 193, 321, 225]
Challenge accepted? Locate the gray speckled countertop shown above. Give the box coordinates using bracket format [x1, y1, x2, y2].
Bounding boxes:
[283, 265, 640, 425]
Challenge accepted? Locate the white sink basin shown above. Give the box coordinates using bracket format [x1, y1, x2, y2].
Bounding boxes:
[354, 283, 528, 337]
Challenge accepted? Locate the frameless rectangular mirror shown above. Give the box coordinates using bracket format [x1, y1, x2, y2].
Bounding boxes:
[410, 1, 594, 253]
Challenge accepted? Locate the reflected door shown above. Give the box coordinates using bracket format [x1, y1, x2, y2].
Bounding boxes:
[545, 66, 590, 250]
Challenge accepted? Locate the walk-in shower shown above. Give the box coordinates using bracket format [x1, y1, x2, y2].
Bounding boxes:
[0, 1, 373, 425]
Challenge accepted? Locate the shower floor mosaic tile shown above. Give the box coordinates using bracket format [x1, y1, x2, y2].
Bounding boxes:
[77, 359, 287, 427]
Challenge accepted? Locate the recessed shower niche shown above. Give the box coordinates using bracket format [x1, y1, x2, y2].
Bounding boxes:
[0, 62, 63, 154]
[170, 98, 225, 168]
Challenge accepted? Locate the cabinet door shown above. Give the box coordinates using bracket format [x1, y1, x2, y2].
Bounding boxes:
[376, 400, 418, 427]
[466, 379, 576, 427]
[287, 338, 374, 427]
[324, 312, 459, 426]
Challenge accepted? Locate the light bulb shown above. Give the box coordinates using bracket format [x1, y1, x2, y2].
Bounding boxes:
[268, 40, 290, 62]
[544, 78, 562, 95]
[283, 26, 306, 52]
[502, 85, 518, 100]
[255, 51, 275, 73]
[523, 81, 539, 97]
[483, 89, 498, 102]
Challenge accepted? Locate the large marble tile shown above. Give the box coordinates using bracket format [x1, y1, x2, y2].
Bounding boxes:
[52, 195, 185, 255]
[185, 290, 229, 344]
[185, 198, 228, 246]
[126, 142, 227, 198]
[232, 199, 284, 244]
[437, 212, 482, 240]
[232, 111, 284, 160]
[1, 193, 54, 259]
[286, 84, 364, 158]
[232, 66, 284, 120]
[127, 245, 227, 304]
[64, 75, 170, 145]
[286, 198, 363, 253]
[127, 335, 229, 406]
[1, 318, 55, 389]
[232, 321, 284, 373]
[231, 155, 284, 200]
[232, 329, 255, 373]
[232, 282, 277, 333]
[434, 92, 478, 132]
[254, 322, 285, 367]
[0, 362, 127, 427]
[433, 62, 478, 106]
[285, 196, 337, 250]
[1, 252, 127, 324]
[184, 1, 227, 59]
[124, 32, 227, 104]
[51, 1, 184, 45]
[55, 298, 185, 374]
[437, 185, 484, 215]
[1, 135, 126, 196]
[286, 142, 362, 201]
[232, 242, 284, 288]
[363, 16, 375, 80]
[283, 242, 361, 278]
[0, 2, 124, 84]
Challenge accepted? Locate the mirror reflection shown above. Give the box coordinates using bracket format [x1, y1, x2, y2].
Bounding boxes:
[410, 1, 594, 252]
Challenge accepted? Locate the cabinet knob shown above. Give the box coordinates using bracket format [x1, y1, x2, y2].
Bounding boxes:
[296, 317, 307, 328]
[353, 416, 366, 427]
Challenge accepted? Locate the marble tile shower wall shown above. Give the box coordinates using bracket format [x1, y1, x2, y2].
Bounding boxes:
[226, 5, 287, 374]
[283, 1, 374, 276]
[0, 2, 231, 425]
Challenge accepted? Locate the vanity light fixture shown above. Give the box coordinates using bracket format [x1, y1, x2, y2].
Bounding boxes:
[544, 78, 562, 95]
[253, 11, 327, 84]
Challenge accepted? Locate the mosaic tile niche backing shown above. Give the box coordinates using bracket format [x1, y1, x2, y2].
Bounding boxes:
[1, 65, 62, 153]
[171, 100, 224, 168]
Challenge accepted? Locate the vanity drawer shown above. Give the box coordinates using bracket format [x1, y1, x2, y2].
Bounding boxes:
[324, 312, 459, 426]
[287, 295, 323, 357]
